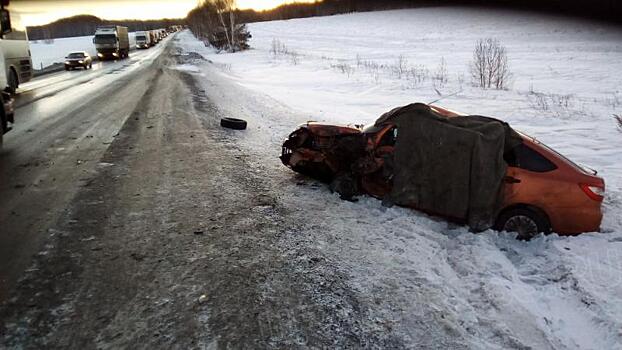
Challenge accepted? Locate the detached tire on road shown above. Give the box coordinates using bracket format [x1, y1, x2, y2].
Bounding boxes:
[220, 117, 247, 130]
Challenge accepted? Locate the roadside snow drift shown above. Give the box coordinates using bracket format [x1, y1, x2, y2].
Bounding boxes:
[174, 7, 622, 349]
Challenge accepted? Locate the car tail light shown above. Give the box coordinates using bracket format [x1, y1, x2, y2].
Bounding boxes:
[580, 183, 605, 202]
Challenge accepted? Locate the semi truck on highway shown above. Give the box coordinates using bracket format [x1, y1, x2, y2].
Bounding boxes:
[93, 25, 129, 60]
[0, 0, 33, 147]
[135, 31, 151, 49]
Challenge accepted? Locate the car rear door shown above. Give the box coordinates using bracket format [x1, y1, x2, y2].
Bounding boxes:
[502, 142, 563, 211]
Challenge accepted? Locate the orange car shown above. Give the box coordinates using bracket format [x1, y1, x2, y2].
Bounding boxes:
[281, 105, 605, 239]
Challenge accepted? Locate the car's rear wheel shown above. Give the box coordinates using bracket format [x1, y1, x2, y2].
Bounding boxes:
[495, 207, 551, 240]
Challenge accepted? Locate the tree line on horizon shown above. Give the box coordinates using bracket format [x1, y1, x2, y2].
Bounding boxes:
[26, 15, 183, 41]
[27, 0, 621, 41]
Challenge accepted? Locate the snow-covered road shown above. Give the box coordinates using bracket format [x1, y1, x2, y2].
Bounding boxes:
[174, 7, 622, 348]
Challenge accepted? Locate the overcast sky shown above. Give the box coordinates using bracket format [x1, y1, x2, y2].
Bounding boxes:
[12, 0, 314, 26]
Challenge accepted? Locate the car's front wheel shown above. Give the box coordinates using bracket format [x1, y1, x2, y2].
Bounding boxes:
[495, 207, 551, 240]
[7, 70, 18, 95]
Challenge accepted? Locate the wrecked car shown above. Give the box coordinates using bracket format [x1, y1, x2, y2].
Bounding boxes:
[281, 103, 605, 239]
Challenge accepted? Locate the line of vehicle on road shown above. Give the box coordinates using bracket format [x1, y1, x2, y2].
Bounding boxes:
[0, 0, 182, 147]
[69, 25, 180, 70]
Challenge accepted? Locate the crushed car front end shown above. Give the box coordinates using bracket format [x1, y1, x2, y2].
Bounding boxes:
[281, 123, 364, 182]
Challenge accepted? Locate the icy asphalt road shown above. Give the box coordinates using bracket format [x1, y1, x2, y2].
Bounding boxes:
[0, 37, 172, 302]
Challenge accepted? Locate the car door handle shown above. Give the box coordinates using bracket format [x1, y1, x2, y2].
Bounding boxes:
[504, 176, 522, 184]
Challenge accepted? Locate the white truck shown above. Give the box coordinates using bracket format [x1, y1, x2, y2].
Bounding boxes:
[135, 31, 151, 49]
[150, 30, 158, 45]
[93, 25, 130, 60]
[151, 30, 160, 45]
[0, 0, 33, 147]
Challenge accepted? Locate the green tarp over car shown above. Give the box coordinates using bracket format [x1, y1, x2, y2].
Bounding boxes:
[375, 103, 522, 231]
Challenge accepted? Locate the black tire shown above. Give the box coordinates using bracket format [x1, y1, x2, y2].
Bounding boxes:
[65, 66, 70, 71]
[7, 70, 18, 95]
[495, 207, 551, 240]
[220, 117, 247, 130]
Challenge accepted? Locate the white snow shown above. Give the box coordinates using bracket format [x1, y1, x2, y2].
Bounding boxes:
[172, 63, 201, 73]
[174, 7, 622, 348]
[29, 33, 137, 70]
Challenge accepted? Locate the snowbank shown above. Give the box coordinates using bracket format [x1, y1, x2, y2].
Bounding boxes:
[174, 7, 622, 348]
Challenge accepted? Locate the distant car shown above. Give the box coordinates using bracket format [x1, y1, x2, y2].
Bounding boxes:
[280, 104, 605, 239]
[64, 52, 93, 70]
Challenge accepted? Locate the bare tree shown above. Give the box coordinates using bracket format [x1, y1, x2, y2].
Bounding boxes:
[434, 57, 448, 88]
[214, 0, 233, 50]
[229, 2, 237, 50]
[470, 38, 511, 90]
[187, 0, 250, 52]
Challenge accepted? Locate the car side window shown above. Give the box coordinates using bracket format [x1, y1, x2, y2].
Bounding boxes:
[504, 143, 557, 172]
[379, 127, 397, 147]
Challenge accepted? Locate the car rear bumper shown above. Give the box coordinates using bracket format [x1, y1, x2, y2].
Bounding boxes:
[549, 206, 602, 235]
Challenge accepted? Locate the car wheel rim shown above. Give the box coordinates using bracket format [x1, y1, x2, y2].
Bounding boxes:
[504, 215, 539, 239]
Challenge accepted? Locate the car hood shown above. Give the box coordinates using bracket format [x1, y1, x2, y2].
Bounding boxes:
[303, 122, 362, 137]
